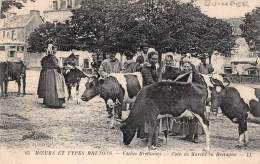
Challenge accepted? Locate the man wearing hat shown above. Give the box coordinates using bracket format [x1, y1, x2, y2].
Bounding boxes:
[196, 53, 214, 75]
[133, 42, 149, 63]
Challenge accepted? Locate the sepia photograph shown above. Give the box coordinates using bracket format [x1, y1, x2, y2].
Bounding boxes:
[0, 0, 260, 163]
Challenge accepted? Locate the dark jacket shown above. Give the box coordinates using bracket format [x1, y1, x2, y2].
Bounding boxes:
[162, 66, 181, 81]
[141, 64, 159, 86]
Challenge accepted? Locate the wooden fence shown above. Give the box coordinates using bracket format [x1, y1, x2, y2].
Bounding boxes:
[221, 74, 260, 84]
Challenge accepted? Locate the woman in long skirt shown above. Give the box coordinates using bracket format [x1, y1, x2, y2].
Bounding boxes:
[37, 45, 66, 108]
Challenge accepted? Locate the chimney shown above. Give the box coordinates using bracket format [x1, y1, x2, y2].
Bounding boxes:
[30, 10, 40, 17]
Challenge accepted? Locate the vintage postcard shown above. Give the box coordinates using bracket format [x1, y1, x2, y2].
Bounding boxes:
[0, 0, 260, 164]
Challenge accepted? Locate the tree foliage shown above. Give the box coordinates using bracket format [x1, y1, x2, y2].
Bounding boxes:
[0, 0, 36, 18]
[240, 7, 260, 52]
[28, 0, 235, 61]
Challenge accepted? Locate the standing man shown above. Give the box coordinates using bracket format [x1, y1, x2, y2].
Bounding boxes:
[91, 53, 100, 72]
[140, 51, 160, 85]
[133, 43, 149, 63]
[138, 50, 160, 140]
[99, 50, 122, 78]
[196, 53, 214, 74]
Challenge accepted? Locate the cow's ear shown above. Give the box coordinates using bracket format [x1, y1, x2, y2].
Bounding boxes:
[99, 79, 105, 85]
[216, 86, 222, 93]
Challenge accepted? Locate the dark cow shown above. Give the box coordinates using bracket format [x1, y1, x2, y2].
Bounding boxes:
[1, 61, 26, 97]
[62, 67, 87, 103]
[81, 72, 143, 128]
[120, 81, 210, 150]
[210, 80, 260, 147]
[0, 62, 8, 97]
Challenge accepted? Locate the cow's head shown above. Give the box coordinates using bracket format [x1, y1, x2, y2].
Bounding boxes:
[120, 122, 136, 145]
[209, 77, 230, 112]
[81, 73, 102, 102]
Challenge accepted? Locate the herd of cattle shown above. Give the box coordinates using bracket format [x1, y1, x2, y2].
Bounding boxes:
[81, 71, 260, 150]
[1, 61, 260, 150]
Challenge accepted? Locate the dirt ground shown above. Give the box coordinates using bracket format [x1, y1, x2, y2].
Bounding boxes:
[0, 70, 260, 156]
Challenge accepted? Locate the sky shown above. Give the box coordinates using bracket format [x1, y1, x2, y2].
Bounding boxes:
[10, 0, 260, 19]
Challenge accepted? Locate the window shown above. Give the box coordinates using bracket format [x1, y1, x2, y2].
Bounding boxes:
[248, 69, 257, 75]
[9, 51, 16, 58]
[60, 0, 66, 9]
[67, 0, 72, 8]
[75, 0, 81, 8]
[224, 67, 232, 74]
[10, 46, 16, 49]
[6, 32, 10, 39]
[83, 59, 89, 68]
[11, 30, 16, 40]
[53, 0, 58, 10]
[0, 46, 5, 51]
[17, 46, 24, 52]
[3, 31, 5, 39]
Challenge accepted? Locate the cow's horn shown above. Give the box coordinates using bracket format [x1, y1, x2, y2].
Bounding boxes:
[210, 77, 217, 86]
[210, 77, 224, 87]
[224, 78, 231, 87]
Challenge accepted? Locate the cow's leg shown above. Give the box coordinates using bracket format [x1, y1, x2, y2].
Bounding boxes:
[110, 106, 115, 129]
[193, 113, 210, 151]
[152, 121, 159, 147]
[106, 104, 113, 118]
[67, 85, 72, 100]
[237, 118, 248, 147]
[22, 75, 26, 95]
[114, 104, 122, 119]
[147, 119, 157, 150]
[147, 110, 159, 150]
[107, 99, 115, 129]
[0, 82, 3, 97]
[4, 80, 8, 97]
[16, 79, 21, 96]
[76, 82, 80, 104]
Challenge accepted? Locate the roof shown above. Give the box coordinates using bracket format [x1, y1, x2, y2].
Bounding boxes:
[0, 14, 32, 29]
[245, 65, 260, 70]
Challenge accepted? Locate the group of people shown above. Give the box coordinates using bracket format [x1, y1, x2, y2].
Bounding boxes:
[37, 43, 214, 145]
[93, 44, 214, 144]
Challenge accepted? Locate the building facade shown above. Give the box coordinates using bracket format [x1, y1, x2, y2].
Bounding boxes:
[43, 0, 82, 23]
[0, 10, 43, 62]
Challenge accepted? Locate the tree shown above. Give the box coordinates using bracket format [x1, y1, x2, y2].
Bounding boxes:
[28, 0, 235, 63]
[0, 0, 36, 18]
[240, 7, 260, 53]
